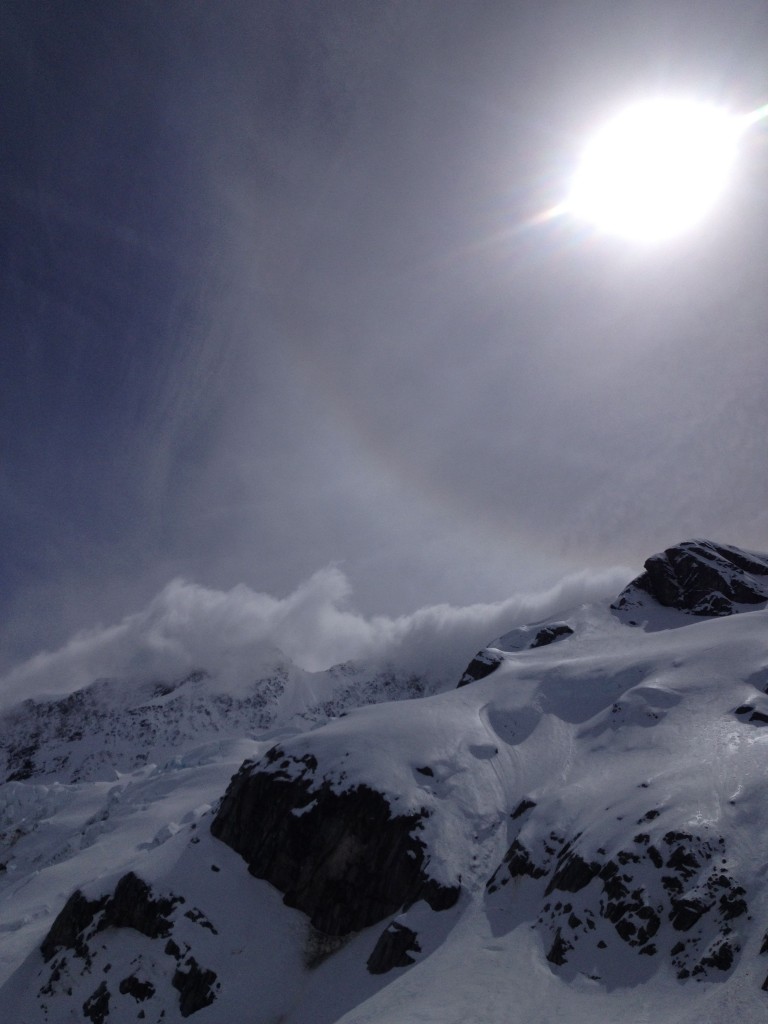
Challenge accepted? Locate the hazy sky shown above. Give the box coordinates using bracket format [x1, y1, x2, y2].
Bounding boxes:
[3, 0, 768, 672]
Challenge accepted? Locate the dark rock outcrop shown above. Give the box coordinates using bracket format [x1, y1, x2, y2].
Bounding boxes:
[545, 851, 601, 895]
[457, 623, 574, 688]
[613, 540, 768, 617]
[670, 897, 711, 932]
[367, 922, 421, 974]
[734, 704, 768, 726]
[457, 650, 503, 688]
[172, 957, 218, 1018]
[511, 798, 536, 820]
[118, 975, 156, 1002]
[487, 839, 547, 892]
[41, 890, 107, 963]
[546, 928, 572, 966]
[102, 871, 182, 938]
[486, 818, 746, 982]
[39, 872, 217, 1019]
[83, 980, 111, 1024]
[529, 624, 574, 648]
[41, 872, 182, 963]
[211, 749, 460, 936]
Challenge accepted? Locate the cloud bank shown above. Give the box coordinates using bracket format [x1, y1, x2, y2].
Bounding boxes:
[0, 564, 633, 710]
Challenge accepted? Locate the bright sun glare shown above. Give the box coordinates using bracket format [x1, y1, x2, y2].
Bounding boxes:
[567, 98, 747, 242]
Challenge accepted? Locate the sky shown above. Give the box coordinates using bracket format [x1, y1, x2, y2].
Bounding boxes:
[3, 0, 768, 676]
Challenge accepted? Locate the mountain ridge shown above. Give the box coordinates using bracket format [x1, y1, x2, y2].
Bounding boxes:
[3, 539, 768, 1023]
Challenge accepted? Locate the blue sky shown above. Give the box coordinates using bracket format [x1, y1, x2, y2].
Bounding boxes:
[3, 0, 768, 671]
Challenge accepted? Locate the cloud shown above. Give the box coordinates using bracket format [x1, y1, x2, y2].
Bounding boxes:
[0, 563, 633, 710]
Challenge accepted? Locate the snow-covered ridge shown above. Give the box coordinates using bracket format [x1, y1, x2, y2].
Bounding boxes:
[4, 539, 768, 1024]
[0, 660, 428, 785]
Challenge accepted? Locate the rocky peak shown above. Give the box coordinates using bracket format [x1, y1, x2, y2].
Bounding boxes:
[612, 539, 768, 618]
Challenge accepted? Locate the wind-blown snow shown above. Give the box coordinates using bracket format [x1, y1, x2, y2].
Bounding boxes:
[0, 565, 629, 708]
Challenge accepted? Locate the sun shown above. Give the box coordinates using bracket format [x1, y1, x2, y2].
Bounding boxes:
[566, 98, 743, 242]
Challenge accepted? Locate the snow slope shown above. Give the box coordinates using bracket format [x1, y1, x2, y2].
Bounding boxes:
[3, 541, 768, 1023]
[0, 653, 427, 990]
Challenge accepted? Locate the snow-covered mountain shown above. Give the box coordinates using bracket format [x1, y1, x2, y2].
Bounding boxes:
[4, 539, 768, 1023]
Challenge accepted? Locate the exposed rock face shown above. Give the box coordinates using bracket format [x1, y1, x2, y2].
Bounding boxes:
[457, 623, 573, 688]
[367, 921, 421, 974]
[118, 974, 156, 1002]
[38, 872, 217, 1019]
[487, 820, 748, 983]
[0, 661, 429, 785]
[41, 890, 108, 963]
[457, 650, 503, 688]
[211, 748, 460, 936]
[41, 871, 182, 963]
[529, 623, 575, 648]
[83, 980, 110, 1024]
[172, 957, 218, 1018]
[102, 871, 181, 938]
[613, 540, 768, 617]
[494, 621, 574, 652]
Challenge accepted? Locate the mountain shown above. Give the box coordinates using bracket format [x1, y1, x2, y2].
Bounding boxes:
[3, 539, 768, 1023]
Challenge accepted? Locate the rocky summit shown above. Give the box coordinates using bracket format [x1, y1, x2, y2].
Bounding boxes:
[4, 541, 768, 1023]
[612, 538, 768, 617]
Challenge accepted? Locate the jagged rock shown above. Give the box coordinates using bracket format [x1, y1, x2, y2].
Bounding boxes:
[495, 621, 575, 652]
[487, 822, 746, 981]
[39, 872, 218, 1019]
[41, 890, 107, 963]
[83, 981, 110, 1024]
[184, 907, 218, 933]
[719, 888, 747, 920]
[546, 928, 572, 965]
[458, 623, 575, 688]
[546, 852, 601, 895]
[172, 957, 217, 1017]
[103, 872, 182, 938]
[670, 897, 711, 931]
[666, 846, 700, 878]
[457, 650, 503, 688]
[211, 750, 460, 936]
[41, 872, 183, 967]
[697, 941, 735, 972]
[118, 975, 156, 1002]
[367, 921, 421, 974]
[529, 624, 574, 648]
[613, 540, 768, 617]
[511, 798, 536, 820]
[487, 839, 547, 893]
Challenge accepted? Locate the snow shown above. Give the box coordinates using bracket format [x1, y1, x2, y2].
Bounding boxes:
[3, 580, 768, 1022]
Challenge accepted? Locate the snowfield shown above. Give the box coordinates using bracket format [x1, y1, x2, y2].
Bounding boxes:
[3, 541, 768, 1023]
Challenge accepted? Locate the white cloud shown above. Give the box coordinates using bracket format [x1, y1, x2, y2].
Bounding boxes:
[0, 564, 633, 709]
